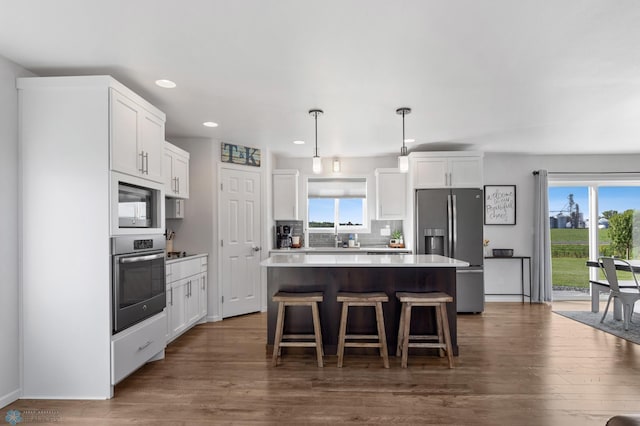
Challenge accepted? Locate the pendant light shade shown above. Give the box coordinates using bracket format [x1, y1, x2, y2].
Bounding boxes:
[309, 109, 324, 174]
[312, 156, 322, 174]
[396, 107, 411, 173]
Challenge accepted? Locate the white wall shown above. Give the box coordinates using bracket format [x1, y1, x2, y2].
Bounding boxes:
[483, 152, 640, 299]
[0, 55, 33, 408]
[168, 138, 274, 317]
[166, 138, 220, 321]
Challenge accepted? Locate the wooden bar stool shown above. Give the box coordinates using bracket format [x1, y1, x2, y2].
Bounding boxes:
[336, 292, 389, 368]
[272, 291, 324, 367]
[396, 291, 454, 368]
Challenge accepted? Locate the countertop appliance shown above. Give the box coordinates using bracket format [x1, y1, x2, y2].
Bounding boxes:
[112, 234, 166, 333]
[276, 225, 292, 249]
[415, 188, 484, 313]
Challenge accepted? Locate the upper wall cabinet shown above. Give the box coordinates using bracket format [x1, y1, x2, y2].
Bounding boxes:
[375, 168, 407, 220]
[110, 88, 165, 184]
[410, 152, 484, 189]
[164, 141, 190, 199]
[273, 169, 299, 220]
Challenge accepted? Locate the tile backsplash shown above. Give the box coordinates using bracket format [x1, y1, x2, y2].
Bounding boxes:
[308, 220, 404, 248]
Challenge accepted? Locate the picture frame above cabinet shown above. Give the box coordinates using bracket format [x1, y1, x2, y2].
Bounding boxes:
[375, 168, 407, 220]
[272, 169, 299, 220]
[164, 141, 190, 199]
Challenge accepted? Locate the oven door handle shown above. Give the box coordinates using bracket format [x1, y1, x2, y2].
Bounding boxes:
[120, 253, 165, 264]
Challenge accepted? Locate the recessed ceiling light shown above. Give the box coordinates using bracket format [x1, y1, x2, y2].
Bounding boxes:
[404, 138, 416, 143]
[293, 140, 305, 145]
[155, 79, 176, 89]
[203, 121, 219, 128]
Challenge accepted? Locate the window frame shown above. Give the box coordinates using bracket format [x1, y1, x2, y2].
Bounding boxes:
[307, 197, 368, 234]
[306, 176, 370, 234]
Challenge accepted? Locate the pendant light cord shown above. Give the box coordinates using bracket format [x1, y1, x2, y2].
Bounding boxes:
[402, 110, 406, 152]
[314, 112, 318, 157]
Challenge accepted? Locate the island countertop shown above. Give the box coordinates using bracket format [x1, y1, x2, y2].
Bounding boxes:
[261, 253, 469, 268]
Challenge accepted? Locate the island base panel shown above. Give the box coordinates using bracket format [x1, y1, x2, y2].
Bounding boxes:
[266, 267, 458, 356]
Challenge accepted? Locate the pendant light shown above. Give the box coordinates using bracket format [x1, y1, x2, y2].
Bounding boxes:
[309, 109, 324, 174]
[396, 107, 411, 173]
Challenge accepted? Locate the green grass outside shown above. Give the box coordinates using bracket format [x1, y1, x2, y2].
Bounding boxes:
[551, 257, 590, 288]
[551, 228, 634, 289]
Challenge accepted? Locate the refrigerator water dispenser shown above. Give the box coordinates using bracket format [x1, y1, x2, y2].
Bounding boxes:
[424, 228, 445, 255]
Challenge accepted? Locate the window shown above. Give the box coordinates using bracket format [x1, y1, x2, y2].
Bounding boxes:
[307, 178, 367, 232]
[548, 175, 640, 299]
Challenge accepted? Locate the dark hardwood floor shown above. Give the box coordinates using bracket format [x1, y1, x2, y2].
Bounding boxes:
[5, 301, 640, 425]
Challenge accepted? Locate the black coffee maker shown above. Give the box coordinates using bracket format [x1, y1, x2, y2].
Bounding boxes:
[276, 225, 292, 248]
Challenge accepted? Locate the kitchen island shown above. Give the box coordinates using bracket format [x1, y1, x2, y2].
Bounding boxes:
[261, 254, 469, 356]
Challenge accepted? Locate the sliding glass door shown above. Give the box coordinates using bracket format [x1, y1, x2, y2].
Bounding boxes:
[549, 181, 640, 299]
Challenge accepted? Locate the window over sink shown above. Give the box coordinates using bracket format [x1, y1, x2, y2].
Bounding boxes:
[307, 177, 368, 233]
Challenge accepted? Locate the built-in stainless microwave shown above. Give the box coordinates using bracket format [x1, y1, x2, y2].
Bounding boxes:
[111, 172, 165, 235]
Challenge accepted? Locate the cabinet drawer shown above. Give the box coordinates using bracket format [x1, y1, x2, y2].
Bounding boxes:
[169, 258, 201, 281]
[111, 311, 167, 384]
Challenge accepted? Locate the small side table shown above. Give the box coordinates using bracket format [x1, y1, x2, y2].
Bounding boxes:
[484, 256, 532, 303]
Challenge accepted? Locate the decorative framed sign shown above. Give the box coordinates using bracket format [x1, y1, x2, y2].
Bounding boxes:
[221, 142, 261, 167]
[484, 185, 516, 225]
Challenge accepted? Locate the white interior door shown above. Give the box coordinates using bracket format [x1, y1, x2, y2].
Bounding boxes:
[220, 167, 262, 318]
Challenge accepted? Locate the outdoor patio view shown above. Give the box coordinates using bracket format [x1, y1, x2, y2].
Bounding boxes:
[549, 186, 640, 299]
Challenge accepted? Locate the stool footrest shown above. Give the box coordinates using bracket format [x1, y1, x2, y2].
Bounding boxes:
[345, 342, 384, 348]
[282, 334, 317, 340]
[408, 342, 447, 349]
[345, 334, 380, 340]
[408, 334, 439, 341]
[279, 342, 318, 348]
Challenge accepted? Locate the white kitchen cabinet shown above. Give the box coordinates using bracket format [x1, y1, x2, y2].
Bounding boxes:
[166, 198, 185, 219]
[18, 75, 166, 399]
[410, 152, 483, 188]
[185, 277, 201, 325]
[375, 168, 407, 219]
[272, 169, 299, 220]
[164, 141, 190, 198]
[198, 258, 208, 318]
[110, 88, 165, 183]
[111, 311, 166, 384]
[166, 255, 208, 343]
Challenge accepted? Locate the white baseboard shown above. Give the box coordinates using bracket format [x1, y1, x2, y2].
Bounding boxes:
[0, 388, 21, 409]
[208, 314, 221, 322]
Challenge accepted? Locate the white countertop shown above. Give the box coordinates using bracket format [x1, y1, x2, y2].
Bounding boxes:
[166, 253, 208, 264]
[260, 254, 469, 268]
[269, 247, 412, 253]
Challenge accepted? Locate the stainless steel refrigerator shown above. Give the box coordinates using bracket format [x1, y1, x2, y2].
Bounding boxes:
[415, 188, 484, 313]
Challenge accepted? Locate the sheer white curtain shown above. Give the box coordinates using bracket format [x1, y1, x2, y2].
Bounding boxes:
[533, 170, 552, 302]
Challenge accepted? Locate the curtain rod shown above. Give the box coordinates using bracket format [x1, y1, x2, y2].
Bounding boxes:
[532, 171, 640, 176]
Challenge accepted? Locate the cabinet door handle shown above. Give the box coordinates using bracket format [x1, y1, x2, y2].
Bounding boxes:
[201, 276, 205, 290]
[138, 340, 152, 351]
[177, 177, 180, 194]
[144, 152, 149, 174]
[170, 287, 173, 306]
[139, 151, 145, 172]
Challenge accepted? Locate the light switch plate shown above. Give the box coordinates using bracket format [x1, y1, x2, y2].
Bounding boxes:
[380, 227, 391, 236]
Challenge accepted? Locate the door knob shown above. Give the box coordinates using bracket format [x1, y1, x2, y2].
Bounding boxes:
[252, 246, 261, 252]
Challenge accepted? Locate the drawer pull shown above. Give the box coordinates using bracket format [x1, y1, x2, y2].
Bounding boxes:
[138, 340, 152, 351]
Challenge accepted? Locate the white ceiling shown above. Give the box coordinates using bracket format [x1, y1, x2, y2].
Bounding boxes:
[1, 0, 640, 158]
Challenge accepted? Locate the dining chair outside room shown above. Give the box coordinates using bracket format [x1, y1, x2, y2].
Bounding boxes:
[599, 256, 640, 331]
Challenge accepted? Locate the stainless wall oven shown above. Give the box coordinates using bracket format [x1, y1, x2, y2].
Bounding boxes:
[112, 234, 166, 334]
